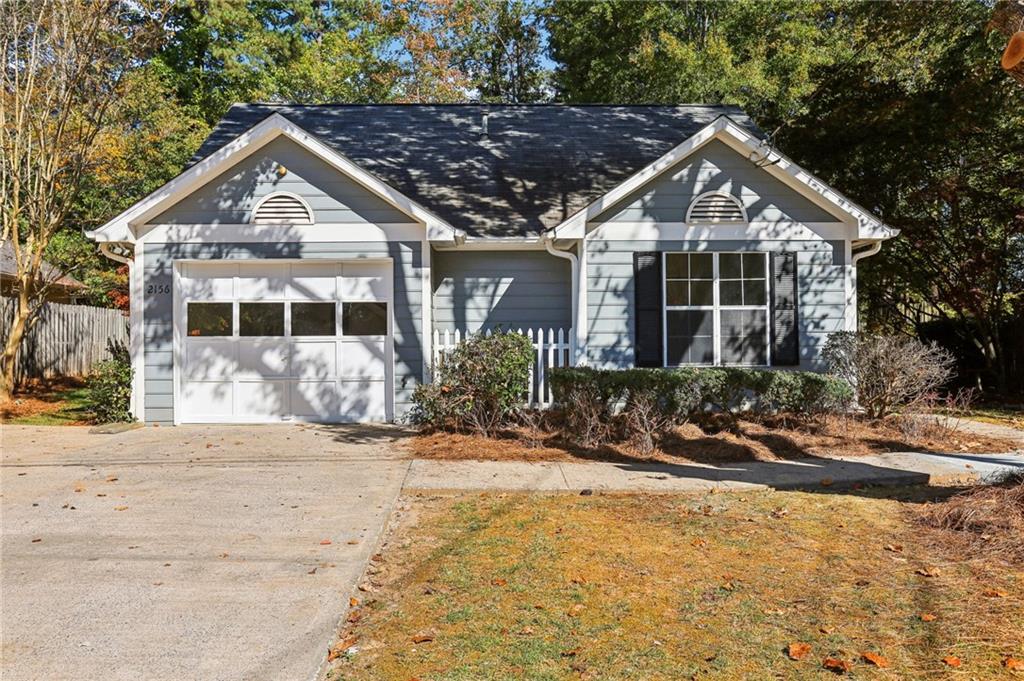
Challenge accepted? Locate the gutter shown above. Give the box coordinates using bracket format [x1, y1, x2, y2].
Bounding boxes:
[851, 240, 882, 265]
[99, 242, 134, 265]
[542, 233, 580, 365]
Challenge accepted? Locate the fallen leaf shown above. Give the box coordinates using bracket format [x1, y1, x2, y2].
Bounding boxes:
[561, 647, 580, 657]
[96, 493, 106, 497]
[411, 634, 433, 644]
[346, 539, 359, 545]
[819, 626, 835, 635]
[106, 476, 118, 482]
[920, 613, 937, 622]
[307, 567, 317, 575]
[567, 603, 585, 617]
[319, 539, 332, 545]
[884, 544, 903, 553]
[854, 578, 871, 587]
[1004, 657, 1024, 671]
[823, 657, 851, 673]
[349, 597, 359, 608]
[74, 483, 85, 492]
[518, 626, 534, 635]
[570, 575, 588, 585]
[981, 588, 1007, 598]
[31, 538, 41, 543]
[861, 651, 890, 668]
[691, 538, 707, 548]
[491, 578, 507, 587]
[218, 552, 229, 558]
[347, 611, 361, 624]
[942, 656, 961, 667]
[327, 634, 359, 661]
[915, 567, 941, 577]
[820, 477, 834, 487]
[114, 505, 128, 511]
[787, 642, 812, 660]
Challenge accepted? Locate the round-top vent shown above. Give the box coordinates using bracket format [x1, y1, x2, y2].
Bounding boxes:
[686, 192, 746, 224]
[251, 192, 313, 224]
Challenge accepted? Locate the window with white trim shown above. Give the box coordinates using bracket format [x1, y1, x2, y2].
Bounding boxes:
[663, 252, 770, 367]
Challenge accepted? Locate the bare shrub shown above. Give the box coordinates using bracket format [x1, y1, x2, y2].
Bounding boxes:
[562, 385, 611, 449]
[823, 332, 955, 419]
[919, 472, 1024, 564]
[624, 389, 672, 456]
[517, 408, 548, 449]
[898, 387, 977, 440]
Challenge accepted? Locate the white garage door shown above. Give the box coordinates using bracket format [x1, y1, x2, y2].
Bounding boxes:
[176, 261, 392, 423]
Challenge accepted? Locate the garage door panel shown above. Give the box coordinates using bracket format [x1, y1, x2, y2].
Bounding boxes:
[237, 341, 289, 378]
[290, 263, 338, 299]
[290, 340, 337, 378]
[184, 340, 236, 381]
[340, 338, 386, 379]
[291, 380, 342, 418]
[180, 263, 236, 299]
[235, 380, 289, 419]
[181, 381, 234, 417]
[237, 264, 289, 299]
[338, 378, 387, 421]
[341, 262, 390, 301]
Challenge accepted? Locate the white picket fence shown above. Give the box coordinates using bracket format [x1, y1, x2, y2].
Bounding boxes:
[432, 327, 574, 407]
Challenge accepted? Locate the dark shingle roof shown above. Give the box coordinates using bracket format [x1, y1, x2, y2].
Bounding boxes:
[1, 241, 84, 289]
[193, 104, 762, 239]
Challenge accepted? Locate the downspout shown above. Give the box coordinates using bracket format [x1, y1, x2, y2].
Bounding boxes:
[849, 240, 883, 332]
[542, 233, 579, 364]
[99, 242, 133, 266]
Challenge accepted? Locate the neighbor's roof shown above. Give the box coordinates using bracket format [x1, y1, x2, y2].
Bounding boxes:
[0, 241, 84, 289]
[193, 104, 764, 239]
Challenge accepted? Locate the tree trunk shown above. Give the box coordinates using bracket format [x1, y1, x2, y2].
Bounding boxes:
[0, 285, 32, 401]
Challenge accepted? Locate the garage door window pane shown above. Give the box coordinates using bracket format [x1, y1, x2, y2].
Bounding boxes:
[187, 303, 232, 337]
[343, 302, 387, 336]
[239, 302, 284, 336]
[291, 302, 336, 336]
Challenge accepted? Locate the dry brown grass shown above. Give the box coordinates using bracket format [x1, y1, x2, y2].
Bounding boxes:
[408, 413, 1019, 466]
[919, 473, 1024, 565]
[326, 489, 1023, 680]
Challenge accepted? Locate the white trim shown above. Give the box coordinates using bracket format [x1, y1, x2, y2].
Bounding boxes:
[685, 191, 748, 225]
[434, 236, 549, 251]
[551, 116, 898, 241]
[661, 251, 771, 368]
[137, 222, 425, 244]
[87, 113, 463, 245]
[250, 191, 313, 225]
[543, 236, 579, 365]
[130, 241, 144, 421]
[421, 239, 432, 382]
[586, 220, 851, 242]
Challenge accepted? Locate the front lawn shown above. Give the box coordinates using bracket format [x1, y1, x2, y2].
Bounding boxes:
[1, 378, 93, 425]
[327, 489, 1022, 680]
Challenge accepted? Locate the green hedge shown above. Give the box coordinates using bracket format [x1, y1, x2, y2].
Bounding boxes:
[86, 340, 134, 424]
[549, 366, 853, 421]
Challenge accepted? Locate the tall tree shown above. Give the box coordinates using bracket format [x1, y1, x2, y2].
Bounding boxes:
[0, 0, 166, 399]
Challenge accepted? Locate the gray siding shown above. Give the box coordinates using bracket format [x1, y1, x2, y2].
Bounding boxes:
[142, 241, 423, 423]
[595, 140, 842, 225]
[585, 239, 846, 370]
[432, 250, 571, 333]
[151, 137, 410, 225]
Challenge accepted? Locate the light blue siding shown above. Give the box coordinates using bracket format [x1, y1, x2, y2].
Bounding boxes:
[431, 250, 571, 333]
[595, 140, 843, 225]
[584, 239, 846, 371]
[141, 241, 423, 423]
[151, 137, 410, 225]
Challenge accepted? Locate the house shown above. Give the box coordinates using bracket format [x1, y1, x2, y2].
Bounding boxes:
[86, 104, 897, 425]
[1, 241, 87, 304]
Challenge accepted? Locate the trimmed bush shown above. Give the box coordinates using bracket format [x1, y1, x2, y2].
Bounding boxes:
[410, 331, 534, 436]
[86, 340, 134, 424]
[550, 366, 853, 448]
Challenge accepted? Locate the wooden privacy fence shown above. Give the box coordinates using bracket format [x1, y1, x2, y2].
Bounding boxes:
[0, 298, 128, 381]
[432, 327, 574, 407]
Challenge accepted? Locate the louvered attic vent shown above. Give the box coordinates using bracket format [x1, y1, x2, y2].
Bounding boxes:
[251, 193, 313, 224]
[686, 192, 746, 224]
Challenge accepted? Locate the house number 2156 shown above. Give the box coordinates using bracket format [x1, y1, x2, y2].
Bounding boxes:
[147, 284, 171, 295]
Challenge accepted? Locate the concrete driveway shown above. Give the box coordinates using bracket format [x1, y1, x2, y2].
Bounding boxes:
[1, 423, 410, 681]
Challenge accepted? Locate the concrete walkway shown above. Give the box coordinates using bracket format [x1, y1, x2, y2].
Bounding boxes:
[405, 450, 1024, 493]
[1, 423, 410, 681]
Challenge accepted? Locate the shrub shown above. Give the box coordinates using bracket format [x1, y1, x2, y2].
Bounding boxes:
[410, 331, 534, 436]
[86, 339, 133, 424]
[823, 331, 954, 419]
[549, 366, 852, 450]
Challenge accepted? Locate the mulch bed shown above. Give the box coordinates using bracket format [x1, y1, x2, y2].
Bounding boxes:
[0, 377, 89, 423]
[408, 414, 1019, 465]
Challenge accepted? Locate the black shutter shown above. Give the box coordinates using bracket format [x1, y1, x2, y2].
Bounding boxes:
[770, 252, 799, 366]
[634, 251, 663, 367]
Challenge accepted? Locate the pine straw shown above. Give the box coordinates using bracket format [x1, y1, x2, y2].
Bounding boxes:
[409, 413, 1019, 466]
[919, 472, 1024, 565]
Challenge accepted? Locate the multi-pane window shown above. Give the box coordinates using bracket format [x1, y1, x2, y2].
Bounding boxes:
[663, 252, 770, 367]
